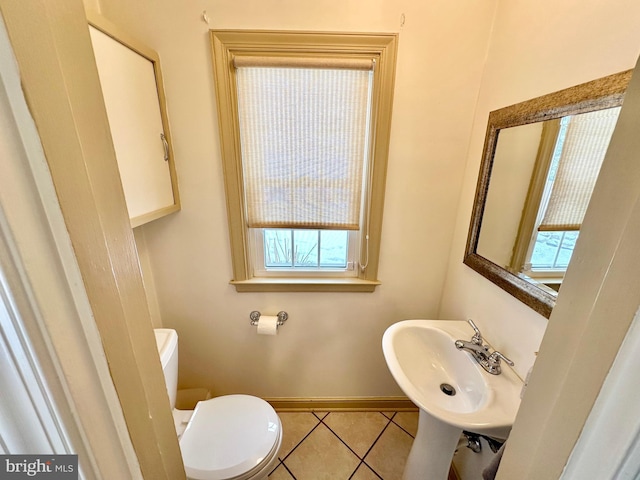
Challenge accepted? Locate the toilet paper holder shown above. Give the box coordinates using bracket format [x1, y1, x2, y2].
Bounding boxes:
[250, 311, 288, 326]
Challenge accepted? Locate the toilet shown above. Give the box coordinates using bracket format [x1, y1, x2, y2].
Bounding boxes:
[154, 328, 282, 480]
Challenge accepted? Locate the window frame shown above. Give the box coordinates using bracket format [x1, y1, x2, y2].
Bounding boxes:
[210, 30, 398, 292]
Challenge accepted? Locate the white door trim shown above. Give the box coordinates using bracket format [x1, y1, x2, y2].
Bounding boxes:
[0, 12, 142, 479]
[561, 306, 640, 479]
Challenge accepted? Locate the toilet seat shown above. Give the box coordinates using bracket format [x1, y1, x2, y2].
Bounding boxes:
[179, 394, 282, 480]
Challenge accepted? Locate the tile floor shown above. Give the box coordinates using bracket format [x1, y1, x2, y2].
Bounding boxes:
[268, 410, 422, 480]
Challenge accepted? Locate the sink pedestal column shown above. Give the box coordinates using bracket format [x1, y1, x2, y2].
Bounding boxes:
[402, 409, 462, 480]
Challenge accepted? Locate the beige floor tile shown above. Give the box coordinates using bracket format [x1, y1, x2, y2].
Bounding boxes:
[323, 412, 389, 458]
[381, 411, 394, 419]
[277, 412, 320, 459]
[268, 463, 295, 479]
[364, 423, 414, 480]
[351, 462, 381, 480]
[392, 411, 419, 437]
[314, 411, 329, 419]
[283, 423, 360, 480]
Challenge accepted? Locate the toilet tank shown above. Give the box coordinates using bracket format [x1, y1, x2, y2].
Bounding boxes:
[154, 328, 178, 410]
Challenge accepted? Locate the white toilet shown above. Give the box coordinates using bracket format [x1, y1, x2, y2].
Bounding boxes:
[154, 328, 282, 480]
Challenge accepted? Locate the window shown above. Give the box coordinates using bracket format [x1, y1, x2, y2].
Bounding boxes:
[253, 229, 357, 274]
[211, 31, 397, 292]
[511, 107, 620, 284]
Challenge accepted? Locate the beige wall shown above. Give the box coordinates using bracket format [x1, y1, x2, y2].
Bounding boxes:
[440, 0, 640, 379]
[96, 0, 498, 397]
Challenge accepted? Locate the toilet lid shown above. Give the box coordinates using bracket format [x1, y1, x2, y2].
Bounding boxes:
[180, 394, 281, 480]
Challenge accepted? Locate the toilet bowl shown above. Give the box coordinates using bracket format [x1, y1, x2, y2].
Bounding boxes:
[154, 329, 282, 480]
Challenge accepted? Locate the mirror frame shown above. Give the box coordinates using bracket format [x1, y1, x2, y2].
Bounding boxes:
[464, 70, 632, 318]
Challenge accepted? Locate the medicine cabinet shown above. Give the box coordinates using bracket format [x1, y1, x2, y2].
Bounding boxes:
[88, 14, 180, 228]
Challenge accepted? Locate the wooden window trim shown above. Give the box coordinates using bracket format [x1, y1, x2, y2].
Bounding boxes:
[210, 30, 398, 292]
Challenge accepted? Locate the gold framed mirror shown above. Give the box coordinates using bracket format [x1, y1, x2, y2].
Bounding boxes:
[464, 70, 632, 318]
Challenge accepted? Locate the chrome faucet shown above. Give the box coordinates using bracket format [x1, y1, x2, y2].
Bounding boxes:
[455, 319, 514, 375]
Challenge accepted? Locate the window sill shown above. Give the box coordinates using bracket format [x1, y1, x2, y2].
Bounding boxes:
[230, 277, 381, 293]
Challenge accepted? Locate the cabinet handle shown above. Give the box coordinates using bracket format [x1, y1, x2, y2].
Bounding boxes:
[160, 133, 169, 161]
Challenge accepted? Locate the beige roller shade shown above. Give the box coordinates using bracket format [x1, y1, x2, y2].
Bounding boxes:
[539, 107, 620, 231]
[235, 61, 374, 230]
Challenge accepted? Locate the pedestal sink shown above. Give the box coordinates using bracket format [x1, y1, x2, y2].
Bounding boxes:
[382, 320, 522, 480]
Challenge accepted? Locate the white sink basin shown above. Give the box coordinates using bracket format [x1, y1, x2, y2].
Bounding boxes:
[383, 319, 522, 439]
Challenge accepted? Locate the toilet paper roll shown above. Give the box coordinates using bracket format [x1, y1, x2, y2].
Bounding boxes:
[256, 315, 279, 335]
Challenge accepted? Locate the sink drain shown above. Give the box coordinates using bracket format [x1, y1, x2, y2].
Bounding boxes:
[440, 383, 456, 396]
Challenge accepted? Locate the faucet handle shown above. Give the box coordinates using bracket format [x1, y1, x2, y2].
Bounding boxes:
[485, 351, 514, 375]
[467, 318, 483, 345]
[488, 350, 514, 367]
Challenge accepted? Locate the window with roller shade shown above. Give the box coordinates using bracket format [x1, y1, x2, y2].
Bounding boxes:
[514, 107, 620, 278]
[210, 31, 398, 292]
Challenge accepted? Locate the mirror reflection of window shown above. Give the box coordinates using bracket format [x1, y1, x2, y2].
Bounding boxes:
[511, 107, 621, 289]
